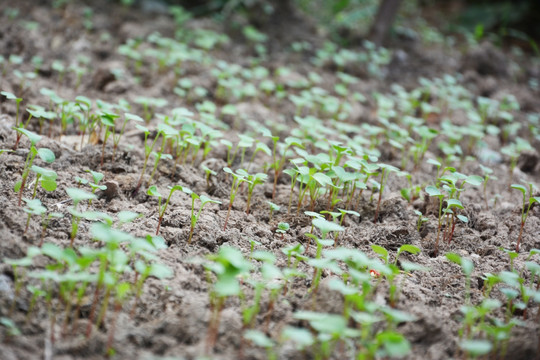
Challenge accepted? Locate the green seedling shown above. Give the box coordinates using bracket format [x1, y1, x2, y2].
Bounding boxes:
[202, 165, 217, 189]
[244, 330, 276, 360]
[147, 185, 184, 235]
[373, 163, 399, 223]
[66, 188, 97, 246]
[99, 113, 119, 167]
[276, 222, 290, 240]
[309, 218, 344, 292]
[29, 166, 57, 199]
[185, 189, 221, 244]
[414, 210, 428, 232]
[425, 185, 444, 256]
[1, 91, 23, 149]
[479, 164, 495, 211]
[85, 169, 106, 205]
[511, 183, 540, 252]
[0, 317, 21, 337]
[14, 128, 55, 206]
[244, 172, 267, 214]
[147, 123, 177, 186]
[132, 124, 163, 194]
[112, 113, 143, 161]
[267, 134, 304, 200]
[204, 246, 251, 353]
[267, 201, 280, 222]
[23, 198, 46, 235]
[223, 167, 246, 230]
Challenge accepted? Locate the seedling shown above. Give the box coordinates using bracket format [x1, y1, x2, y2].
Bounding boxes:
[204, 246, 251, 353]
[147, 185, 184, 235]
[201, 165, 217, 189]
[132, 124, 164, 194]
[99, 113, 119, 167]
[414, 210, 428, 232]
[29, 166, 58, 199]
[373, 163, 399, 223]
[112, 113, 143, 161]
[147, 123, 177, 186]
[1, 91, 23, 149]
[244, 172, 268, 214]
[511, 183, 539, 252]
[223, 167, 246, 230]
[14, 128, 55, 206]
[185, 189, 221, 244]
[276, 222, 290, 240]
[267, 201, 280, 222]
[66, 188, 97, 246]
[23, 198, 46, 235]
[85, 169, 106, 204]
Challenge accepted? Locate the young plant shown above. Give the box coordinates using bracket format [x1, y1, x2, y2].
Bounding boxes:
[66, 188, 98, 246]
[147, 185, 184, 235]
[29, 166, 58, 199]
[14, 128, 55, 206]
[223, 167, 246, 230]
[132, 124, 164, 194]
[267, 201, 280, 222]
[373, 163, 399, 223]
[85, 169, 106, 205]
[1, 91, 23, 149]
[185, 189, 221, 244]
[276, 222, 290, 240]
[23, 198, 46, 235]
[204, 246, 251, 353]
[243, 171, 267, 214]
[112, 113, 143, 161]
[99, 112, 119, 167]
[511, 183, 539, 252]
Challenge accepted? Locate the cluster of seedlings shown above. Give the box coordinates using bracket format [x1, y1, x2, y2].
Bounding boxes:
[1, 2, 540, 359]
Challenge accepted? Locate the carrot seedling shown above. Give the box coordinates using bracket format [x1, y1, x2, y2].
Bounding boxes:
[511, 183, 539, 252]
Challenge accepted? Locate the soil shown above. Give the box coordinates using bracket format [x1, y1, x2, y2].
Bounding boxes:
[1, 1, 540, 360]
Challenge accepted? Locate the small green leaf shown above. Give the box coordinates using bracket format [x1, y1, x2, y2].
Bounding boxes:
[425, 186, 442, 197]
[460, 339, 492, 356]
[16, 128, 41, 145]
[66, 188, 97, 203]
[511, 184, 527, 195]
[457, 214, 468, 223]
[397, 244, 421, 256]
[446, 199, 463, 209]
[312, 218, 344, 236]
[371, 244, 389, 263]
[37, 148, 55, 163]
[147, 185, 162, 198]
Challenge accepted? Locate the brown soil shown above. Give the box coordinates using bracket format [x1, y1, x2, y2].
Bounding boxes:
[1, 1, 540, 360]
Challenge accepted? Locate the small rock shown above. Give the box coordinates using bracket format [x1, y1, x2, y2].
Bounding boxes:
[99, 181, 120, 201]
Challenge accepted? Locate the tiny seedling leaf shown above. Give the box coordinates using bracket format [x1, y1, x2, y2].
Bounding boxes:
[37, 148, 55, 163]
[510, 184, 527, 195]
[425, 186, 442, 197]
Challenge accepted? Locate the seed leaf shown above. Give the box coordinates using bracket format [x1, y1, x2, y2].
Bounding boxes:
[37, 148, 55, 163]
[510, 184, 527, 195]
[425, 186, 442, 197]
